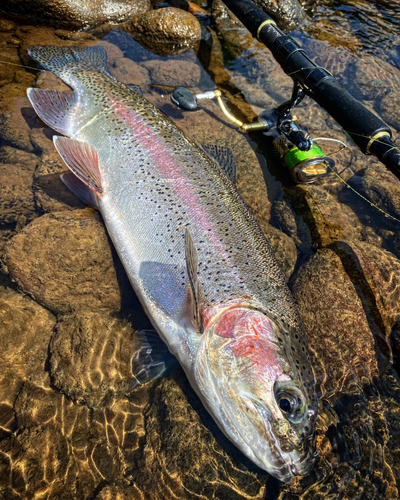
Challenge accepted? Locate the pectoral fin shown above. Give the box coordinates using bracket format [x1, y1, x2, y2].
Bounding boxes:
[130, 329, 179, 388]
[185, 229, 204, 334]
[54, 136, 103, 198]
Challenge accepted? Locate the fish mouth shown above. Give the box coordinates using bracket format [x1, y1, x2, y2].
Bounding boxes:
[249, 399, 318, 482]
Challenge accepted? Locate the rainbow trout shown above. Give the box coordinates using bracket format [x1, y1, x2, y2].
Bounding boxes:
[27, 45, 318, 482]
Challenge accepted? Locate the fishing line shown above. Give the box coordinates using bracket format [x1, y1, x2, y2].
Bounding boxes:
[314, 137, 400, 224]
[0, 60, 41, 71]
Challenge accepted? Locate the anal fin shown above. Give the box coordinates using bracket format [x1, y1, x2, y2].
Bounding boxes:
[54, 137, 103, 198]
[27, 88, 78, 136]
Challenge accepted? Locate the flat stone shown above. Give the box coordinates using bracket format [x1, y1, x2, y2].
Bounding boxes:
[2, 210, 121, 314]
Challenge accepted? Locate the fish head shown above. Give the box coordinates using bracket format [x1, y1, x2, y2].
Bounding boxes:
[195, 306, 318, 482]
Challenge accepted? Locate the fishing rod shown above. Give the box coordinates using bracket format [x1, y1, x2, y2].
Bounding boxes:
[218, 0, 400, 182]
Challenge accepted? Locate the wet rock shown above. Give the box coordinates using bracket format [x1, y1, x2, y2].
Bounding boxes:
[0, 425, 77, 499]
[129, 7, 201, 47]
[334, 240, 400, 357]
[252, 0, 307, 29]
[2, 210, 121, 314]
[49, 310, 137, 407]
[0, 145, 38, 169]
[0, 287, 56, 438]
[0, 162, 36, 227]
[142, 58, 201, 87]
[380, 91, 400, 132]
[286, 183, 363, 248]
[271, 198, 313, 252]
[110, 57, 150, 86]
[292, 248, 380, 394]
[0, 96, 36, 152]
[1, 0, 151, 29]
[130, 370, 268, 499]
[94, 483, 143, 500]
[287, 248, 400, 499]
[0, 19, 16, 32]
[353, 162, 400, 224]
[13, 377, 148, 498]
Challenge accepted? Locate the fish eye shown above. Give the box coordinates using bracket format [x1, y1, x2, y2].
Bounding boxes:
[276, 391, 304, 421]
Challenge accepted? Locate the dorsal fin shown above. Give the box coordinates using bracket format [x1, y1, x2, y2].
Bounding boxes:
[27, 88, 78, 136]
[54, 136, 103, 197]
[185, 229, 203, 334]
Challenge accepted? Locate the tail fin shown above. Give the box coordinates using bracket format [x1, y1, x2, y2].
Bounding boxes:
[27, 45, 113, 83]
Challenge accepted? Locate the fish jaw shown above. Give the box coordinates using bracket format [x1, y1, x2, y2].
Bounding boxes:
[192, 305, 318, 481]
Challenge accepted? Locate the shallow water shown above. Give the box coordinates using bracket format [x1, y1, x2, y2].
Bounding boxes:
[1, 1, 400, 499]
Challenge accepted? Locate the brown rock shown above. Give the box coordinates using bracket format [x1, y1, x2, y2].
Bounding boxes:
[0, 425, 77, 499]
[130, 7, 201, 44]
[0, 145, 38, 170]
[0, 287, 56, 438]
[0, 96, 36, 152]
[1, 0, 151, 29]
[0, 162, 36, 227]
[49, 310, 137, 407]
[334, 240, 400, 353]
[286, 183, 363, 248]
[291, 248, 380, 396]
[142, 58, 201, 87]
[110, 57, 150, 86]
[2, 210, 121, 314]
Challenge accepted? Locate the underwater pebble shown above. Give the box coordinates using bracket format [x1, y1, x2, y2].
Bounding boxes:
[50, 310, 137, 407]
[266, 224, 298, 281]
[2, 210, 121, 314]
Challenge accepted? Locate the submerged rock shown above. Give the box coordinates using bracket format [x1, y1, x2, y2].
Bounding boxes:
[1, 0, 151, 29]
[50, 310, 137, 407]
[0, 287, 55, 439]
[2, 210, 121, 314]
[0, 162, 36, 228]
[287, 247, 400, 499]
